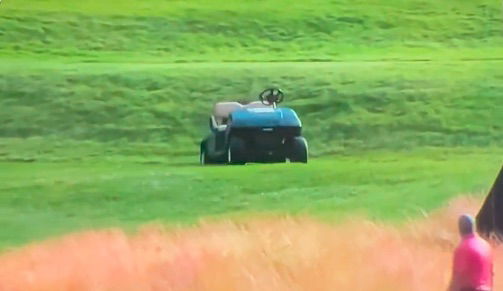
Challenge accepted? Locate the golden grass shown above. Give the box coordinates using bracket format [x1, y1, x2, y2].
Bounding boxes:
[1, 196, 500, 291]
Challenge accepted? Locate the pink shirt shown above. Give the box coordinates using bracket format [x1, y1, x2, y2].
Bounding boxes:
[452, 234, 493, 290]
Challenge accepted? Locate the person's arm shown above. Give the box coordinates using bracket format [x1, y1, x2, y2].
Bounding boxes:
[448, 247, 464, 291]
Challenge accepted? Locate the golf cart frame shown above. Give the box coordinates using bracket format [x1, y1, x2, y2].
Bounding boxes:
[200, 88, 308, 165]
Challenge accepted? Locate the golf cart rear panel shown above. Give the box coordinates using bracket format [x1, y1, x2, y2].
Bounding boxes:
[230, 107, 302, 128]
[229, 127, 301, 148]
[226, 108, 303, 162]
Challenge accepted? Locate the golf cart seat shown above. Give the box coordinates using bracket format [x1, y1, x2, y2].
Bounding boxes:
[212, 102, 244, 130]
[244, 101, 271, 109]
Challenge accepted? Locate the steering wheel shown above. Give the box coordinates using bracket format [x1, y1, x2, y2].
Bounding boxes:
[259, 88, 284, 106]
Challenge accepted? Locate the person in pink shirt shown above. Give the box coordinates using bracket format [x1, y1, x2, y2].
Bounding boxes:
[448, 214, 493, 291]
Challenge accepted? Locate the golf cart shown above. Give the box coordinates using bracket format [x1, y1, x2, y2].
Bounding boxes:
[200, 88, 308, 165]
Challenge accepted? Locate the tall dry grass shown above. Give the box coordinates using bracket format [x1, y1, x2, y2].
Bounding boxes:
[0, 196, 500, 291]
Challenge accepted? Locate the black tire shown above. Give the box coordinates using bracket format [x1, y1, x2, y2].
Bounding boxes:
[287, 136, 308, 163]
[227, 137, 247, 165]
[200, 148, 209, 165]
[200, 145, 209, 165]
[200, 142, 217, 165]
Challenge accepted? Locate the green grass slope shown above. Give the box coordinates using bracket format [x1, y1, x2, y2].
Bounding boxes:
[1, 0, 502, 158]
[0, 61, 502, 160]
[1, 0, 502, 62]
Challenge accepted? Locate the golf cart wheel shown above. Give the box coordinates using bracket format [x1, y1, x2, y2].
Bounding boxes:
[200, 143, 217, 165]
[287, 136, 308, 163]
[200, 148, 210, 165]
[228, 137, 246, 165]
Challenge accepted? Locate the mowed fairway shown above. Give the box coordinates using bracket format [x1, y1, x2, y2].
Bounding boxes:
[1, 0, 503, 289]
[1, 148, 502, 249]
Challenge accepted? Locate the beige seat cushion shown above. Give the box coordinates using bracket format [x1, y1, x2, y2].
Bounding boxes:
[244, 101, 271, 109]
[212, 102, 244, 127]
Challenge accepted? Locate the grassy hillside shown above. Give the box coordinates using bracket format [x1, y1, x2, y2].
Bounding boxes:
[1, 0, 502, 62]
[1, 0, 502, 158]
[0, 61, 502, 160]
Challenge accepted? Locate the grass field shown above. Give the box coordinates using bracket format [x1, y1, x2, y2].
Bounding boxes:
[1, 0, 502, 252]
[1, 148, 502, 249]
[1, 61, 502, 159]
[1, 0, 502, 62]
[1, 0, 503, 289]
[1, 0, 502, 155]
